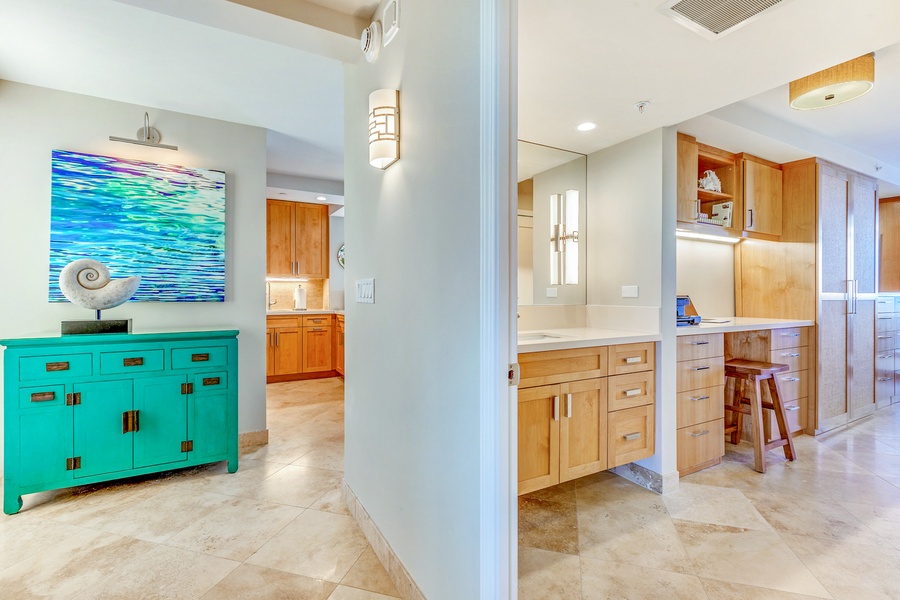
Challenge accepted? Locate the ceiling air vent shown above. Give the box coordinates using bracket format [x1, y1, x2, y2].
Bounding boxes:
[658, 0, 796, 40]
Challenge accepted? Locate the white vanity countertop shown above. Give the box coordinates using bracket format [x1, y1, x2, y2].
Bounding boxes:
[675, 317, 814, 336]
[266, 310, 336, 316]
[518, 328, 661, 353]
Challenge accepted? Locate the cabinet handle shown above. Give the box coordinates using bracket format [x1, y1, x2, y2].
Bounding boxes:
[30, 391, 56, 402]
[694, 199, 700, 220]
[567, 393, 572, 418]
[878, 377, 893, 382]
[553, 396, 560, 421]
[123, 357, 144, 367]
[690, 430, 710, 437]
[122, 410, 140, 434]
[191, 353, 210, 362]
[878, 335, 892, 339]
[783, 333, 801, 337]
[782, 377, 800, 382]
[879, 316, 893, 320]
[690, 341, 709, 346]
[747, 208, 754, 228]
[782, 353, 801, 357]
[879, 354, 893, 359]
[275, 332, 280, 346]
[310, 328, 326, 332]
[623, 432, 642, 441]
[202, 377, 221, 387]
[785, 406, 800, 412]
[693, 366, 710, 371]
[689, 395, 710, 401]
[45, 361, 69, 372]
[625, 356, 642, 364]
[624, 388, 642, 397]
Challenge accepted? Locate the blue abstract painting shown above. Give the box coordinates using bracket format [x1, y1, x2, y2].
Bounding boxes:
[49, 150, 226, 302]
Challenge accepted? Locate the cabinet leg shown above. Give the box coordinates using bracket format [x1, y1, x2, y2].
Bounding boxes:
[4, 493, 23, 515]
[227, 457, 239, 473]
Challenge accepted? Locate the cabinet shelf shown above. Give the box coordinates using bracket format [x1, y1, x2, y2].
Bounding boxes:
[698, 188, 733, 203]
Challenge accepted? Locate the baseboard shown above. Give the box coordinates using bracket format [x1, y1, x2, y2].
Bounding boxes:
[612, 461, 679, 494]
[266, 370, 339, 384]
[342, 481, 425, 600]
[238, 429, 269, 448]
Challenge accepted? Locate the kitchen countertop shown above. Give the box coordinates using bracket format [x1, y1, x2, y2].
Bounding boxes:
[266, 309, 336, 316]
[518, 327, 660, 353]
[676, 317, 814, 336]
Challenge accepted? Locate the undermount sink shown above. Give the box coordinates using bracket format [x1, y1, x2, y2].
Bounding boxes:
[518, 332, 570, 342]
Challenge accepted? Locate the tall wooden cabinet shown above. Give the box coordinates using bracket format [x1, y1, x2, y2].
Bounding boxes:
[266, 314, 335, 383]
[266, 200, 329, 278]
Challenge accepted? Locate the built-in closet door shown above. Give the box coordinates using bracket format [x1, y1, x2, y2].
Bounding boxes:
[848, 173, 878, 421]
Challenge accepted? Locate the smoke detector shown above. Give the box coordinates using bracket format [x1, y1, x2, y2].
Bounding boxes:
[360, 20, 382, 63]
[658, 0, 796, 40]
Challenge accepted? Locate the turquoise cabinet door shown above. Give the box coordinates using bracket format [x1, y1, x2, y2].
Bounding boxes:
[74, 380, 134, 479]
[17, 406, 73, 489]
[190, 392, 229, 461]
[133, 375, 188, 469]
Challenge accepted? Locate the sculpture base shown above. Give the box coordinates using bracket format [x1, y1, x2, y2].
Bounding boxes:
[61, 319, 132, 335]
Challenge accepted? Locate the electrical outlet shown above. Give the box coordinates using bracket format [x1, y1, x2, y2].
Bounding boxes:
[356, 278, 375, 304]
[546, 288, 558, 298]
[621, 285, 639, 298]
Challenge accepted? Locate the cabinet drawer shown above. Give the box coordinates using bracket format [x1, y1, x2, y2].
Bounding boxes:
[775, 370, 807, 403]
[19, 353, 92, 381]
[767, 398, 806, 435]
[519, 346, 608, 388]
[19, 384, 67, 409]
[770, 327, 807, 350]
[100, 349, 164, 374]
[877, 297, 894, 314]
[608, 342, 655, 375]
[302, 315, 332, 327]
[676, 385, 724, 429]
[877, 333, 895, 351]
[193, 371, 228, 393]
[608, 404, 654, 467]
[768, 347, 808, 372]
[266, 316, 301, 328]
[876, 314, 894, 333]
[172, 346, 228, 370]
[676, 357, 724, 393]
[607, 371, 654, 411]
[677, 418, 724, 474]
[676, 334, 723, 362]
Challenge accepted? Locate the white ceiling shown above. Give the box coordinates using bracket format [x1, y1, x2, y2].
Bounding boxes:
[2, 0, 900, 196]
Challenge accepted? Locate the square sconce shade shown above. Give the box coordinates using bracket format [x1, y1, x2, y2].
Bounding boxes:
[369, 89, 400, 169]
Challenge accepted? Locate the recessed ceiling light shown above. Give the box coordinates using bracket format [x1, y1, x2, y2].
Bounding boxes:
[316, 196, 327, 201]
[576, 122, 597, 132]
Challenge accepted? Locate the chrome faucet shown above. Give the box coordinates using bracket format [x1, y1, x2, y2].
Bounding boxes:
[266, 281, 277, 310]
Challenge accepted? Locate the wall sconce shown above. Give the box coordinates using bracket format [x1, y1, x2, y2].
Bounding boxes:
[789, 53, 875, 110]
[550, 190, 579, 285]
[369, 89, 400, 169]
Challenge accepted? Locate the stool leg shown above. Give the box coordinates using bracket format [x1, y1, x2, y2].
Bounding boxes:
[749, 375, 767, 473]
[761, 381, 773, 444]
[732, 378, 745, 445]
[768, 377, 796, 462]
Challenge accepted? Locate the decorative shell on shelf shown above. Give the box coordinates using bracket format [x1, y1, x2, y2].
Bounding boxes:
[58, 259, 141, 311]
[698, 169, 722, 193]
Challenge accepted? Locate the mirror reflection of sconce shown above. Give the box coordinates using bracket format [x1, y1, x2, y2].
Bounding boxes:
[550, 189, 579, 285]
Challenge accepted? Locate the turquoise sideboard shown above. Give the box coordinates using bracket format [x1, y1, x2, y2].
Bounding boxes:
[2, 330, 239, 514]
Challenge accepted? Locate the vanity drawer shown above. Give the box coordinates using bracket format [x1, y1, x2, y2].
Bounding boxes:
[193, 371, 228, 393]
[19, 384, 67, 409]
[676, 385, 724, 429]
[607, 404, 654, 468]
[676, 357, 725, 393]
[302, 315, 332, 327]
[519, 346, 608, 388]
[172, 346, 228, 370]
[676, 334, 723, 362]
[770, 327, 807, 350]
[768, 347, 808, 372]
[775, 370, 807, 403]
[19, 353, 92, 381]
[677, 418, 724, 474]
[607, 371, 654, 411]
[608, 343, 655, 375]
[100, 349, 164, 374]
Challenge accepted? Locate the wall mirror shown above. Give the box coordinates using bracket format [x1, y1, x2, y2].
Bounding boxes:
[518, 140, 587, 305]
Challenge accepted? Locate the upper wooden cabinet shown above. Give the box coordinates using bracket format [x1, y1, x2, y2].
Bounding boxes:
[676, 133, 737, 232]
[266, 200, 329, 278]
[740, 157, 783, 239]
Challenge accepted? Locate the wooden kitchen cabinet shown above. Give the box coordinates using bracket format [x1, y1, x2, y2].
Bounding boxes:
[676, 133, 736, 232]
[266, 314, 337, 382]
[741, 157, 783, 238]
[676, 333, 725, 476]
[518, 342, 655, 495]
[266, 200, 329, 278]
[335, 314, 345, 378]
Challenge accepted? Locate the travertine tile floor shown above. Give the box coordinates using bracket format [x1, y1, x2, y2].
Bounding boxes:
[0, 378, 400, 599]
[519, 402, 900, 600]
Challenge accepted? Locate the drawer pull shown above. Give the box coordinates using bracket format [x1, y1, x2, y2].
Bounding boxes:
[785, 406, 801, 412]
[310, 328, 326, 332]
[878, 377, 893, 382]
[45, 361, 69, 372]
[625, 356, 642, 364]
[782, 353, 801, 358]
[553, 396, 560, 421]
[879, 354, 893, 359]
[878, 335, 892, 339]
[690, 430, 710, 437]
[782, 377, 801, 382]
[30, 391, 56, 402]
[309, 318, 325, 323]
[690, 341, 710, 346]
[879, 316, 892, 320]
[567, 393, 573, 419]
[123, 357, 144, 367]
[202, 377, 221, 386]
[191, 353, 210, 362]
[623, 432, 641, 441]
[693, 366, 710, 371]
[624, 388, 642, 397]
[783, 333, 801, 337]
[689, 395, 710, 401]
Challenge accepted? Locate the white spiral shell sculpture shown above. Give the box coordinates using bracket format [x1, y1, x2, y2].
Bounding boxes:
[58, 259, 141, 311]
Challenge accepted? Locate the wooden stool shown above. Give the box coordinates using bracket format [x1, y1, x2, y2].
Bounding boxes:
[723, 359, 796, 473]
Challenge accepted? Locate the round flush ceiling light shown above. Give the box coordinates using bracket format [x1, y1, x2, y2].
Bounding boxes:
[316, 196, 326, 201]
[576, 122, 597, 132]
[789, 53, 875, 110]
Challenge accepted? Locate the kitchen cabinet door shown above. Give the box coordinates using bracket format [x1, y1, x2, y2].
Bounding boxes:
[518, 385, 560, 495]
[294, 203, 329, 278]
[273, 328, 303, 376]
[559, 378, 607, 482]
[266, 328, 275, 377]
[267, 200, 294, 276]
[743, 160, 783, 237]
[677, 134, 699, 222]
[303, 325, 333, 372]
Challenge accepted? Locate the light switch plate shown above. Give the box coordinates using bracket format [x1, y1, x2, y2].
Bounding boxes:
[621, 285, 639, 298]
[356, 278, 375, 304]
[546, 288, 558, 298]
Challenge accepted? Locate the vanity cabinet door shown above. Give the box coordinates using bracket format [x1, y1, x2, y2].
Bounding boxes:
[559, 378, 607, 483]
[518, 385, 560, 495]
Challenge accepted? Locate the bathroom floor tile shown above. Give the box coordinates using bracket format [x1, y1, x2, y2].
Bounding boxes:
[518, 496, 579, 555]
[517, 546, 581, 600]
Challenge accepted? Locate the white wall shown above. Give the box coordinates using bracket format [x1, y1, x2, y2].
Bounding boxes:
[676, 239, 736, 317]
[0, 82, 268, 476]
[342, 0, 511, 597]
[329, 215, 345, 309]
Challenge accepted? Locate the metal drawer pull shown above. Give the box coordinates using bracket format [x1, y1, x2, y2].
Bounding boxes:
[625, 356, 642, 364]
[785, 406, 800, 412]
[878, 377, 893, 382]
[690, 430, 710, 437]
[567, 394, 573, 418]
[31, 391, 56, 402]
[878, 336, 892, 339]
[45, 361, 69, 372]
[123, 357, 144, 367]
[782, 377, 801, 382]
[783, 353, 801, 357]
[689, 395, 710, 401]
[690, 341, 709, 346]
[310, 328, 326, 332]
[192, 353, 210, 362]
[783, 332, 801, 337]
[202, 377, 221, 386]
[879, 354, 893, 359]
[553, 396, 560, 421]
[693, 366, 710, 371]
[624, 388, 642, 397]
[623, 432, 642, 441]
